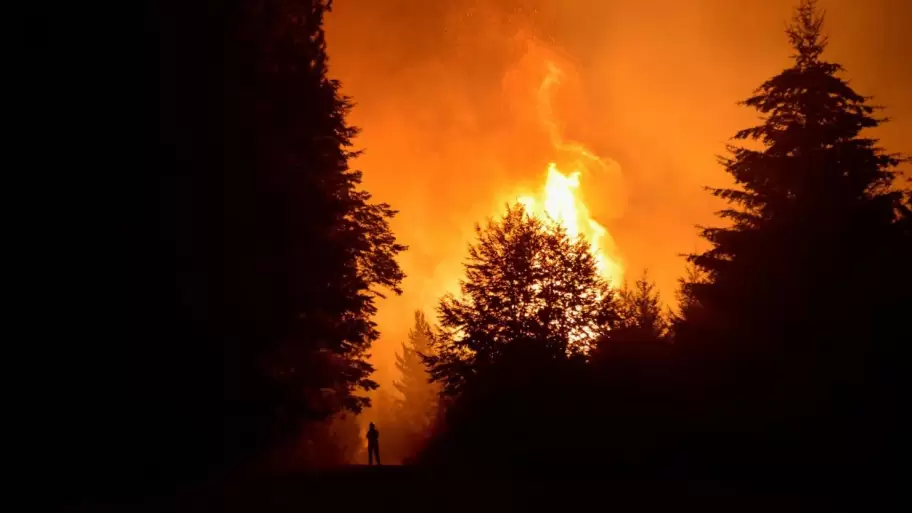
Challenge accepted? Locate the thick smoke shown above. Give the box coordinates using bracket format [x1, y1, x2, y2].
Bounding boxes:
[325, 0, 912, 388]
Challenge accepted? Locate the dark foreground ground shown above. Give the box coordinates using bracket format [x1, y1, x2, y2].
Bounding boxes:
[49, 465, 901, 513]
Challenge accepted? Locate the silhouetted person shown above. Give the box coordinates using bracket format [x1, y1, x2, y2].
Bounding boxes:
[367, 422, 380, 465]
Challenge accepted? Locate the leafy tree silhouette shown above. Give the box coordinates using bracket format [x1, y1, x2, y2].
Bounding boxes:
[425, 204, 618, 394]
[422, 204, 620, 467]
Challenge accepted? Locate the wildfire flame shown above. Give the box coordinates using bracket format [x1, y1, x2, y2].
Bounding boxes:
[518, 164, 623, 286]
[516, 61, 624, 287]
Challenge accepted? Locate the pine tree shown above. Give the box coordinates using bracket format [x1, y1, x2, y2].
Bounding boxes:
[682, 0, 906, 351]
[588, 271, 676, 470]
[668, 263, 709, 344]
[227, 0, 406, 423]
[140, 0, 406, 474]
[901, 189, 912, 237]
[592, 270, 667, 366]
[615, 270, 668, 342]
[393, 311, 440, 441]
[677, 0, 909, 467]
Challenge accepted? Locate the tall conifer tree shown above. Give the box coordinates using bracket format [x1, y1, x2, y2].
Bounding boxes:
[677, 0, 909, 465]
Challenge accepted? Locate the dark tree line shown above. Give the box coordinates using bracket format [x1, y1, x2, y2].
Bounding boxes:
[41, 0, 404, 499]
[151, 0, 406, 472]
[25, 0, 909, 503]
[418, 0, 910, 480]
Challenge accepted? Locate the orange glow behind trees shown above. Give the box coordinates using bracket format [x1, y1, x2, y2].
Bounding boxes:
[324, 0, 912, 390]
[517, 61, 625, 286]
[518, 164, 623, 286]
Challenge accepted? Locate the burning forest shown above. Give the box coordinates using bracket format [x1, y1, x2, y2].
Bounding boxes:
[41, 0, 912, 509]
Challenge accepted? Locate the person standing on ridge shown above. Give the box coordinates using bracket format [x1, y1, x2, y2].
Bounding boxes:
[366, 422, 381, 466]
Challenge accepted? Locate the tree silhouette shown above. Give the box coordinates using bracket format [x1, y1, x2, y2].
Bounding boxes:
[615, 270, 668, 342]
[234, 0, 406, 422]
[676, 0, 910, 470]
[419, 204, 620, 467]
[588, 270, 675, 468]
[900, 189, 912, 237]
[425, 204, 619, 396]
[393, 310, 441, 455]
[128, 0, 405, 485]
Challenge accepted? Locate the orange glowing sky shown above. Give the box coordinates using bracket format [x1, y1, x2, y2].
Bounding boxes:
[324, 0, 912, 384]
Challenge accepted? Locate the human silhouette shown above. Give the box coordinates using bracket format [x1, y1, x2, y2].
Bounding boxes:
[366, 422, 381, 465]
